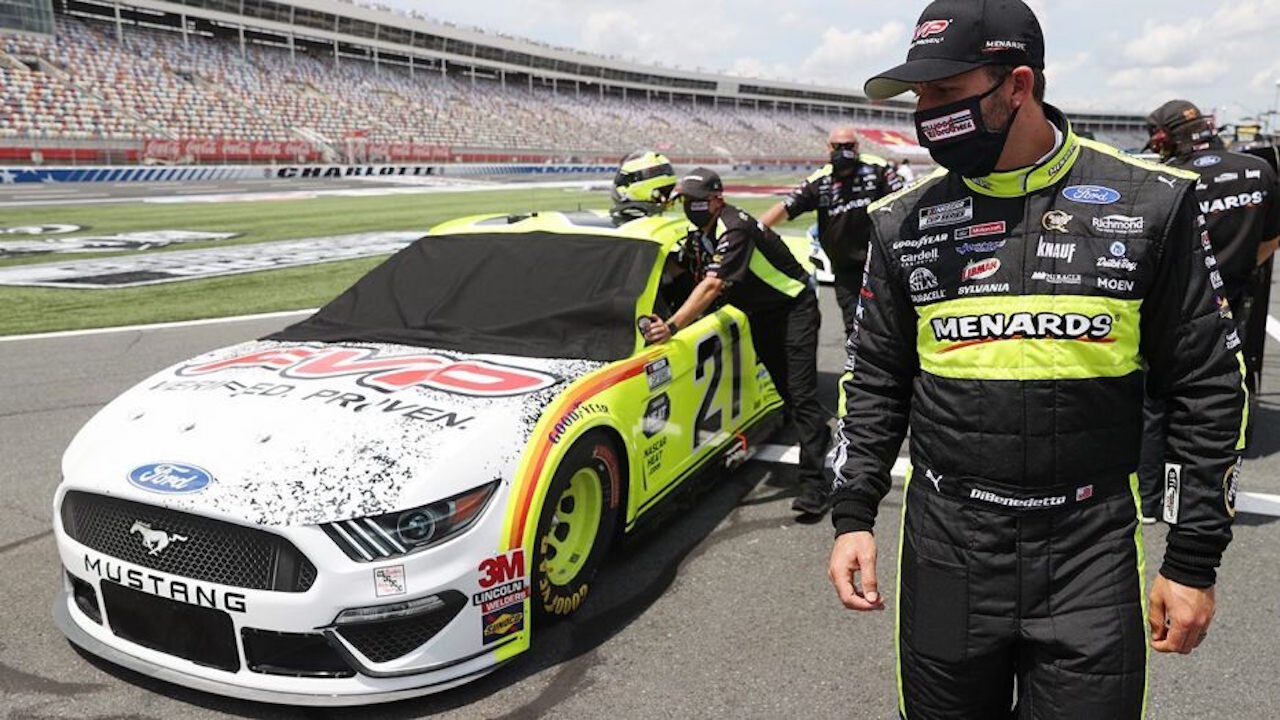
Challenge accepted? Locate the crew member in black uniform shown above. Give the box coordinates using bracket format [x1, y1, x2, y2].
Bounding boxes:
[1138, 100, 1280, 519]
[641, 168, 831, 516]
[1146, 100, 1280, 325]
[760, 127, 904, 340]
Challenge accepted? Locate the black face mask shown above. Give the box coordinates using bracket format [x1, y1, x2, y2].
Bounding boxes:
[913, 76, 1018, 178]
[830, 145, 860, 174]
[683, 197, 716, 229]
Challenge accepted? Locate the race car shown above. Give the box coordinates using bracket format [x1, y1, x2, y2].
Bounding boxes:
[806, 223, 835, 284]
[52, 211, 786, 705]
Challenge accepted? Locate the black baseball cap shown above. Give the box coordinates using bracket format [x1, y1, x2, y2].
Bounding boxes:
[865, 0, 1045, 100]
[677, 168, 724, 200]
[1146, 99, 1206, 132]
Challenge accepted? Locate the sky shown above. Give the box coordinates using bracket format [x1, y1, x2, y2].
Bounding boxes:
[386, 0, 1280, 126]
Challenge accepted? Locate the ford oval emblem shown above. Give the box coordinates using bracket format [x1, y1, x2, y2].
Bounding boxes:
[1193, 155, 1221, 168]
[1061, 185, 1121, 205]
[128, 463, 213, 494]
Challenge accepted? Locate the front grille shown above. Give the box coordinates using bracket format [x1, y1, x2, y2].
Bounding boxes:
[242, 628, 354, 678]
[68, 570, 101, 624]
[337, 591, 467, 663]
[61, 490, 315, 592]
[101, 580, 239, 672]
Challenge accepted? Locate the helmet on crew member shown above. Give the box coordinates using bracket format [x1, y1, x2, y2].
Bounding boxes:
[1145, 99, 1217, 161]
[610, 150, 677, 221]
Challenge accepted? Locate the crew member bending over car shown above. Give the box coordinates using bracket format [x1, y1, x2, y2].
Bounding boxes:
[641, 168, 831, 517]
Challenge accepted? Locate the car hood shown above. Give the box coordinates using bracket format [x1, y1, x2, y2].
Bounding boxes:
[61, 340, 604, 527]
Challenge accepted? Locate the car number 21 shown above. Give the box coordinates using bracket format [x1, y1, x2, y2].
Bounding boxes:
[693, 319, 742, 449]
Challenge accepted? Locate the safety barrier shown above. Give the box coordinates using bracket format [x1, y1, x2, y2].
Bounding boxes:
[0, 163, 617, 184]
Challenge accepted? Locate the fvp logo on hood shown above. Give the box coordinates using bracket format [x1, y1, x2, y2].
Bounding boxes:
[129, 463, 213, 494]
[1061, 185, 1121, 205]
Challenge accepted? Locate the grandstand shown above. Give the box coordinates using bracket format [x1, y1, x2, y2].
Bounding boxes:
[0, 0, 1151, 166]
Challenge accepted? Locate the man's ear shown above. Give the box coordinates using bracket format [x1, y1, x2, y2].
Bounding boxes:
[1010, 66, 1035, 108]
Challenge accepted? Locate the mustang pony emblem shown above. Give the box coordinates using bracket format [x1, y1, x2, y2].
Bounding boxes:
[130, 521, 188, 556]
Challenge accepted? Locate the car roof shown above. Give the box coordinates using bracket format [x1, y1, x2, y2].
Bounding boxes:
[428, 210, 691, 251]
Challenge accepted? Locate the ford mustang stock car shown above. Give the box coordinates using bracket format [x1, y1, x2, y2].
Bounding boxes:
[806, 223, 835, 285]
[52, 211, 800, 705]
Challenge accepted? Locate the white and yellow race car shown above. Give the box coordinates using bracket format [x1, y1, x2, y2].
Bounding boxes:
[52, 211, 794, 705]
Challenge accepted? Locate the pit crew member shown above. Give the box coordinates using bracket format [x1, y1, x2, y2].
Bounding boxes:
[643, 168, 831, 517]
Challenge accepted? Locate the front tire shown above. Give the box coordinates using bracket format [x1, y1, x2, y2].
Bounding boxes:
[532, 431, 622, 619]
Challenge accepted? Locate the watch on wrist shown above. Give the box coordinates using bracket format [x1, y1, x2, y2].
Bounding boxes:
[665, 317, 680, 334]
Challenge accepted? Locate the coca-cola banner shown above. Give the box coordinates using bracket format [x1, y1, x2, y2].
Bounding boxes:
[143, 139, 181, 159]
[183, 138, 220, 157]
[142, 138, 322, 162]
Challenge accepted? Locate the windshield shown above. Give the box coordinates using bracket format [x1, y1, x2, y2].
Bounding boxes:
[268, 232, 658, 362]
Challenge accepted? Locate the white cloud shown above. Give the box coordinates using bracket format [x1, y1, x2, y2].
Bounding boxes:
[729, 57, 794, 81]
[389, 0, 1280, 122]
[1107, 59, 1230, 91]
[798, 21, 906, 87]
[579, 10, 662, 61]
[1121, 22, 1188, 66]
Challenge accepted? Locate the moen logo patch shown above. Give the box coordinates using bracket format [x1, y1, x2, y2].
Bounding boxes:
[930, 312, 1114, 351]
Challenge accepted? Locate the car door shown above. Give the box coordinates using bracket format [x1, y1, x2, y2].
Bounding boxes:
[633, 306, 747, 506]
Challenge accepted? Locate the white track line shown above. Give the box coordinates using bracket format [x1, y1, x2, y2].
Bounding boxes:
[0, 308, 316, 343]
[754, 444, 909, 478]
[1238, 492, 1280, 517]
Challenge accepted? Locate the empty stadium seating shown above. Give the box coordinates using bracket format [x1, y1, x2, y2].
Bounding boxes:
[0, 15, 1147, 162]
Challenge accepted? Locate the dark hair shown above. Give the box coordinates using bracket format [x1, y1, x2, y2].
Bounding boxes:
[986, 64, 1045, 103]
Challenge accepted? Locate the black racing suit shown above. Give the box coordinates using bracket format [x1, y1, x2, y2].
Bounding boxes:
[698, 205, 828, 497]
[1139, 141, 1280, 514]
[830, 106, 1246, 719]
[783, 156, 904, 340]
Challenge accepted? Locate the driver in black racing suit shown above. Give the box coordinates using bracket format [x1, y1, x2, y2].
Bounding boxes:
[826, 2, 1246, 718]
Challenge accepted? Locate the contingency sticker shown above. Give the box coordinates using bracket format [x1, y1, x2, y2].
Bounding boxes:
[645, 357, 672, 390]
[373, 565, 407, 597]
[474, 549, 528, 613]
[481, 607, 524, 645]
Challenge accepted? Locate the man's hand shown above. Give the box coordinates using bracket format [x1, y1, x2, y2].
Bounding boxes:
[640, 315, 673, 344]
[1149, 573, 1216, 654]
[828, 531, 885, 611]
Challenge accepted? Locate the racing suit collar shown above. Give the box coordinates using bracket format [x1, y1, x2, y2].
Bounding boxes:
[961, 104, 1080, 198]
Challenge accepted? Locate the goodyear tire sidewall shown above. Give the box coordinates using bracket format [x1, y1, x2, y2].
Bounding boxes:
[533, 431, 622, 618]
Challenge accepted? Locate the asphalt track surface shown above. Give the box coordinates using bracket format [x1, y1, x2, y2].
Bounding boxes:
[3, 279, 1280, 719]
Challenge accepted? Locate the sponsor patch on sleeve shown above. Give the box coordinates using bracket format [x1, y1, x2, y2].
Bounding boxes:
[1163, 463, 1182, 524]
[1224, 459, 1240, 517]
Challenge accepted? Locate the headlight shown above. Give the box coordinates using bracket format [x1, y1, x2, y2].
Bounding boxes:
[322, 480, 498, 562]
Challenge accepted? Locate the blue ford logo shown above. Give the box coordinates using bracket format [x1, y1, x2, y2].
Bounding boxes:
[1062, 185, 1121, 205]
[1193, 155, 1221, 168]
[128, 463, 213, 494]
